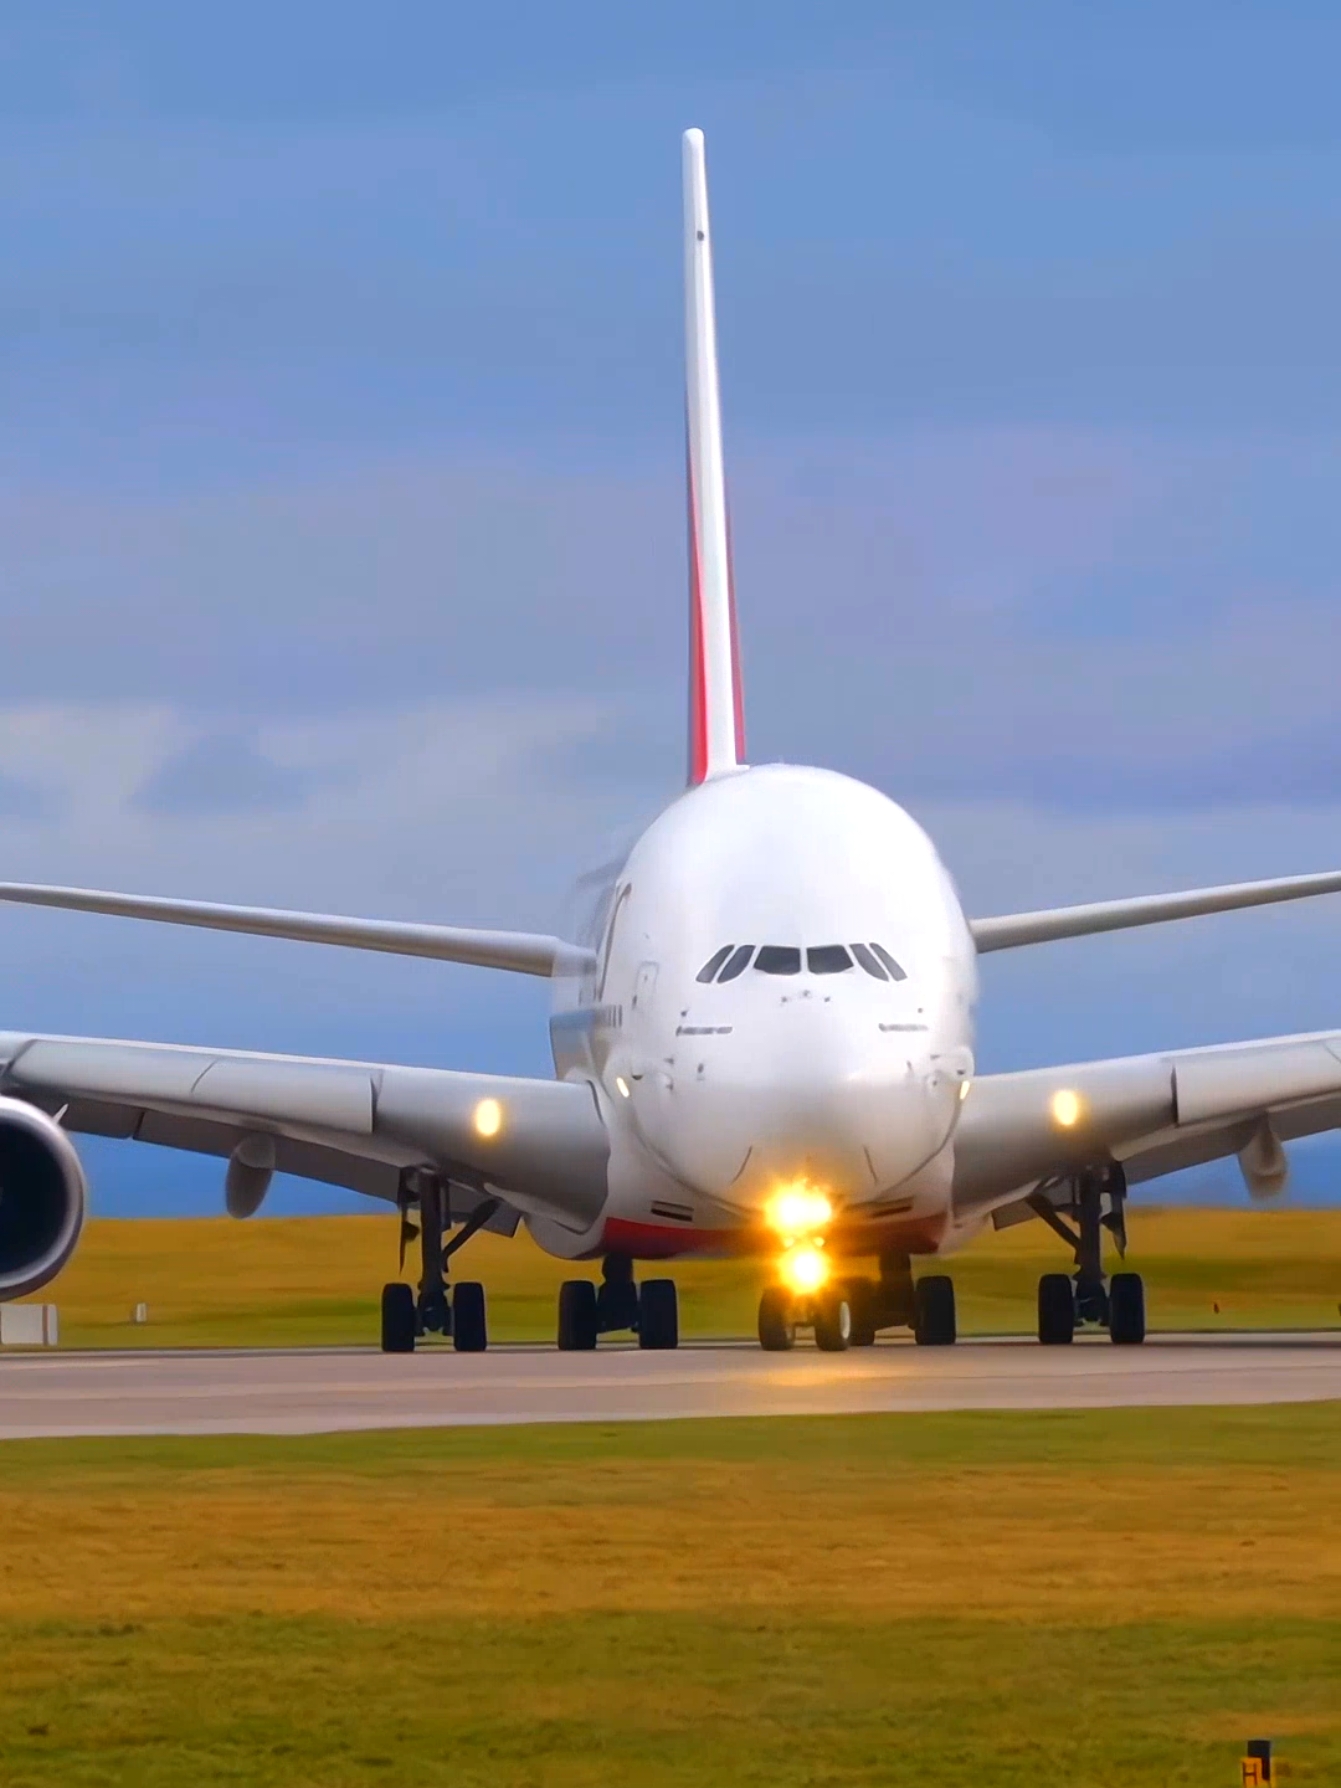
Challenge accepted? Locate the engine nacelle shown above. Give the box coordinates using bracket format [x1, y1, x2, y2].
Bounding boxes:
[0, 1096, 88, 1301]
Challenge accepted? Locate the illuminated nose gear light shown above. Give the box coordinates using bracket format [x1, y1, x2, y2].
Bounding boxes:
[767, 1186, 833, 1237]
[781, 1243, 830, 1295]
[768, 1186, 835, 1300]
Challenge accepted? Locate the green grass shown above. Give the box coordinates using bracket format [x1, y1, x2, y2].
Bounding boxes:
[26, 1206, 1341, 1348]
[0, 1406, 1337, 1785]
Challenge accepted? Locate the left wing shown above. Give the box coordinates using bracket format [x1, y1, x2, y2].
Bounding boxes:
[0, 1030, 608, 1226]
[0, 883, 595, 978]
[954, 1029, 1341, 1218]
[970, 868, 1341, 953]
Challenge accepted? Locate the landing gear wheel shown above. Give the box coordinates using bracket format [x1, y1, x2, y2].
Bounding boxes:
[757, 1286, 796, 1352]
[844, 1277, 878, 1346]
[638, 1279, 679, 1350]
[452, 1281, 488, 1353]
[380, 1282, 417, 1354]
[813, 1289, 852, 1352]
[914, 1274, 956, 1346]
[1108, 1272, 1146, 1345]
[1037, 1273, 1075, 1346]
[557, 1279, 598, 1351]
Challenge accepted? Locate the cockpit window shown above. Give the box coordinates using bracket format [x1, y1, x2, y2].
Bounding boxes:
[700, 942, 900, 984]
[716, 944, 755, 982]
[696, 945, 734, 983]
[851, 943, 887, 981]
[755, 945, 802, 976]
[807, 944, 853, 975]
[870, 942, 908, 982]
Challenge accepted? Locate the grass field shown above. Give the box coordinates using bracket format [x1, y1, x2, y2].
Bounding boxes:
[31, 1205, 1341, 1348]
[0, 1404, 1336, 1785]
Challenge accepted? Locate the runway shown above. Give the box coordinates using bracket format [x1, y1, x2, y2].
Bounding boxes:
[0, 1333, 1337, 1438]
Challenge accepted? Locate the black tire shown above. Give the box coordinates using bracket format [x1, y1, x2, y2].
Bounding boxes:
[380, 1282, 417, 1354]
[813, 1289, 852, 1352]
[757, 1286, 796, 1351]
[913, 1274, 956, 1346]
[1037, 1272, 1075, 1345]
[638, 1279, 679, 1350]
[452, 1281, 488, 1353]
[557, 1279, 598, 1351]
[1108, 1272, 1146, 1345]
[844, 1277, 878, 1346]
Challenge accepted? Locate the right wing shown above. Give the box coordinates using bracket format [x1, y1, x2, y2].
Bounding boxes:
[0, 1030, 609, 1230]
[970, 868, 1341, 953]
[953, 1029, 1341, 1218]
[0, 882, 596, 978]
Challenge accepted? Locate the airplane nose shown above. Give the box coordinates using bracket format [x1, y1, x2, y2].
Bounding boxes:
[634, 1015, 954, 1207]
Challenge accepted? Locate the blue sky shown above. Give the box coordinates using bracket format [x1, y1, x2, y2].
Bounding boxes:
[3, 2, 1341, 1213]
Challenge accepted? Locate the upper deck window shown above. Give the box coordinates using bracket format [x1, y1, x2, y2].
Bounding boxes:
[754, 945, 802, 976]
[696, 945, 734, 983]
[807, 945, 853, 975]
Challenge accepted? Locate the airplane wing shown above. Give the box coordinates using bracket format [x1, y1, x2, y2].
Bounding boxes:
[5, 865, 1341, 970]
[0, 1030, 609, 1230]
[969, 868, 1341, 952]
[953, 1029, 1341, 1219]
[0, 883, 596, 978]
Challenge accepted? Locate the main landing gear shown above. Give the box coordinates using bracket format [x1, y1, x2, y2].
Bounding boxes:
[380, 1175, 499, 1354]
[557, 1253, 680, 1351]
[1029, 1166, 1146, 1346]
[756, 1252, 959, 1350]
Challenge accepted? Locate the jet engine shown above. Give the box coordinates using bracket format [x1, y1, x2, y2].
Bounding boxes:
[0, 1096, 88, 1301]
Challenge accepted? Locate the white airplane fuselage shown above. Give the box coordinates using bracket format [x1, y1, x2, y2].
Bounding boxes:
[541, 764, 979, 1262]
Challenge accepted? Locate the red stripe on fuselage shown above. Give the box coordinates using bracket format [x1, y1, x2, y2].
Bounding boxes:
[598, 1211, 953, 1262]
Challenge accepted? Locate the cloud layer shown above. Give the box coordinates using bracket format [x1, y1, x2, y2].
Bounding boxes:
[5, 7, 1341, 1211]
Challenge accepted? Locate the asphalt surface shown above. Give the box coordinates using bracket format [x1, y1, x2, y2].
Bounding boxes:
[0, 1333, 1337, 1438]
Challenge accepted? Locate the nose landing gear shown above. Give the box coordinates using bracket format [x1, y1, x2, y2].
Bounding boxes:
[757, 1250, 958, 1350]
[757, 1285, 853, 1351]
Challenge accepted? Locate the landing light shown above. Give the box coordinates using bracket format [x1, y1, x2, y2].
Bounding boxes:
[614, 1076, 631, 1099]
[1050, 1088, 1083, 1129]
[781, 1244, 830, 1295]
[473, 1097, 504, 1139]
[767, 1186, 833, 1235]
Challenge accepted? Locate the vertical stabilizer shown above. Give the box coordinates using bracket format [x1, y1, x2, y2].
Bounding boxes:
[683, 128, 745, 785]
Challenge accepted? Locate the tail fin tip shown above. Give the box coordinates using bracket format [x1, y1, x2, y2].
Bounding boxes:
[683, 128, 745, 785]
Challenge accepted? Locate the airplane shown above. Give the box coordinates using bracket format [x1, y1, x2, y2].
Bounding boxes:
[3, 128, 1341, 1356]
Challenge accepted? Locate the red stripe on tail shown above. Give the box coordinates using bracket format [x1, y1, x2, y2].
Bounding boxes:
[687, 456, 711, 784]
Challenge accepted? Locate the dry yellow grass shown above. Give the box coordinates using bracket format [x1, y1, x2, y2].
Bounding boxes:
[32, 1205, 1341, 1347]
[0, 1409, 1336, 1785]
[3, 1447, 1335, 1629]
